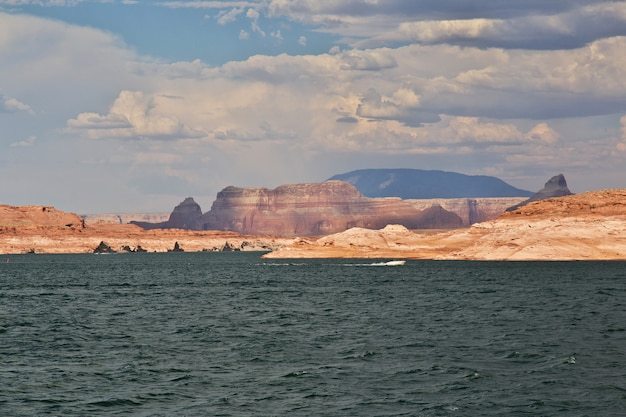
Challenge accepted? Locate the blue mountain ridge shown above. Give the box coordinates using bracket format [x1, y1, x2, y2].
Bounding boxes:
[327, 169, 533, 199]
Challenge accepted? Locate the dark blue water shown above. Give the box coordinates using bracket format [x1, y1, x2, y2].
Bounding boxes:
[1, 253, 625, 416]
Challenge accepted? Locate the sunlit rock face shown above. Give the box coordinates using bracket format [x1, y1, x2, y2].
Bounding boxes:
[199, 181, 521, 236]
[126, 181, 526, 236]
[0, 205, 84, 229]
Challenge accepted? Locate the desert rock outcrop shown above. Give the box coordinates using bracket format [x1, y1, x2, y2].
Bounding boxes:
[507, 174, 572, 211]
[200, 181, 468, 236]
[0, 204, 290, 255]
[132, 197, 203, 230]
[263, 189, 626, 260]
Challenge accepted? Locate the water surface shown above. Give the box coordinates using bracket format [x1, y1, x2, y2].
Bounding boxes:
[1, 253, 625, 416]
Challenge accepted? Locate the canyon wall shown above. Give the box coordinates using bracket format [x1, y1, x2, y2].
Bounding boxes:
[199, 181, 526, 236]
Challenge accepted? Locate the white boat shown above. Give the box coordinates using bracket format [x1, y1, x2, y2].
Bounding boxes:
[372, 260, 406, 266]
[384, 260, 406, 266]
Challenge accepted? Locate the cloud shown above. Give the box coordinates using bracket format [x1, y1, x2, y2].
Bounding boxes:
[67, 112, 132, 129]
[270, 29, 283, 41]
[10, 135, 36, 147]
[1, 95, 33, 114]
[298, 35, 307, 46]
[264, 1, 626, 51]
[0, 1, 83, 5]
[338, 49, 397, 71]
[216, 7, 244, 25]
[355, 88, 439, 127]
[3, 7, 626, 211]
[160, 1, 258, 10]
[526, 123, 560, 144]
[387, 3, 626, 50]
[67, 91, 205, 140]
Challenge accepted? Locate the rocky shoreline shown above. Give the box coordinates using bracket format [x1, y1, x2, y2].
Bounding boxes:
[2, 189, 626, 260]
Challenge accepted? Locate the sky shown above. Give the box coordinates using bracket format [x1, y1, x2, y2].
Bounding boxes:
[2, 1, 626, 214]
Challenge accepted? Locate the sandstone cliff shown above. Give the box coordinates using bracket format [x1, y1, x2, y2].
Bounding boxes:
[263, 189, 626, 261]
[1, 205, 84, 229]
[132, 181, 527, 236]
[0, 205, 290, 255]
[200, 181, 471, 236]
[2, 189, 625, 260]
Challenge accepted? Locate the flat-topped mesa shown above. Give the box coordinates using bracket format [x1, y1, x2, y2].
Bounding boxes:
[201, 181, 464, 236]
[208, 181, 364, 212]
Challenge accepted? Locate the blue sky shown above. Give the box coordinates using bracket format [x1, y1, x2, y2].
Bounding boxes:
[2, 1, 626, 213]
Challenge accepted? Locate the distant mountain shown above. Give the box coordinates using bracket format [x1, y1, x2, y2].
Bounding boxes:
[327, 169, 533, 199]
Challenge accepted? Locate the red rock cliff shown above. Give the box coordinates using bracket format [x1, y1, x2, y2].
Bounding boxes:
[201, 181, 465, 236]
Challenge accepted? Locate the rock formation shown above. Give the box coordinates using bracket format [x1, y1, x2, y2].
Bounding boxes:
[131, 197, 203, 230]
[132, 181, 527, 236]
[506, 174, 572, 211]
[263, 189, 626, 260]
[0, 204, 291, 254]
[94, 241, 115, 254]
[2, 188, 626, 259]
[200, 181, 468, 236]
[0, 204, 85, 229]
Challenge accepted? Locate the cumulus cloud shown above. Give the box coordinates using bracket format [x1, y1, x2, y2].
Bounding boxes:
[246, 7, 266, 37]
[67, 91, 205, 140]
[338, 49, 397, 71]
[356, 88, 439, 127]
[3, 5, 626, 210]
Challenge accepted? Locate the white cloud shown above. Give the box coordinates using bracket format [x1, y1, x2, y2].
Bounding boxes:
[67, 91, 205, 140]
[338, 49, 397, 71]
[3, 7, 626, 211]
[526, 123, 560, 144]
[216, 7, 244, 25]
[245, 7, 259, 20]
[67, 112, 132, 129]
[270, 29, 283, 41]
[1, 95, 33, 114]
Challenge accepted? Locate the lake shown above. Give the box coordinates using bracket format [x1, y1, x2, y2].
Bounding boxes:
[1, 253, 625, 416]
